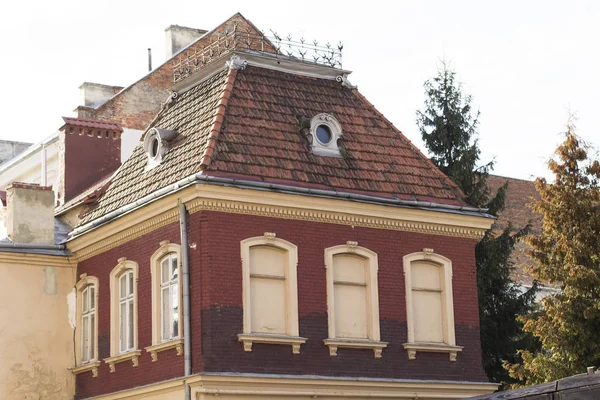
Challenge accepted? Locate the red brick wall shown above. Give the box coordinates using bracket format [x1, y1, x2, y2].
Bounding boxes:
[198, 211, 486, 382]
[76, 210, 487, 398]
[75, 221, 183, 399]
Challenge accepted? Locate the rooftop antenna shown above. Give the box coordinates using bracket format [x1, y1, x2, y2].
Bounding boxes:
[148, 48, 152, 72]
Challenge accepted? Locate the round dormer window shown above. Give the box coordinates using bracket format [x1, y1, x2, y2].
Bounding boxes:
[308, 114, 343, 157]
[143, 127, 179, 168]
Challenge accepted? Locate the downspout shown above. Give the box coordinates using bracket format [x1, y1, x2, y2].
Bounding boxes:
[178, 200, 192, 400]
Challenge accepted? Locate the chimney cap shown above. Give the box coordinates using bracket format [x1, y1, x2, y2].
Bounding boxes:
[7, 182, 53, 191]
[165, 25, 207, 34]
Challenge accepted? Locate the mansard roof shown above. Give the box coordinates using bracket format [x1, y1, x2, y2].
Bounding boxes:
[77, 16, 482, 228]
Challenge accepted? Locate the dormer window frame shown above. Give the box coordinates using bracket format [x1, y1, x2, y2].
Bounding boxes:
[308, 113, 343, 157]
[143, 127, 179, 169]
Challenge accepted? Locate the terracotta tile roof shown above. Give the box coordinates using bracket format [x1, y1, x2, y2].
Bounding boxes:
[206, 66, 464, 204]
[61, 117, 123, 132]
[80, 69, 231, 223]
[79, 65, 473, 225]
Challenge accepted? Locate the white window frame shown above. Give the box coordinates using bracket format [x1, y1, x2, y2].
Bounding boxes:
[105, 258, 140, 372]
[146, 241, 183, 362]
[403, 249, 463, 361]
[237, 232, 306, 354]
[71, 274, 100, 378]
[323, 242, 387, 358]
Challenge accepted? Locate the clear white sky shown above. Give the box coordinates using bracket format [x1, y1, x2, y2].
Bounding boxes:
[0, 0, 597, 181]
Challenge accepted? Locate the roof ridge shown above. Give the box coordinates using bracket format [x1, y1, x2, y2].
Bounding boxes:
[349, 88, 467, 203]
[199, 68, 239, 169]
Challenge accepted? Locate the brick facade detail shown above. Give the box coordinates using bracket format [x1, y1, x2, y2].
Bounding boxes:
[76, 210, 486, 398]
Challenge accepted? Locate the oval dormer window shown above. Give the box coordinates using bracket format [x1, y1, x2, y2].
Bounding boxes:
[309, 114, 342, 157]
[144, 128, 179, 168]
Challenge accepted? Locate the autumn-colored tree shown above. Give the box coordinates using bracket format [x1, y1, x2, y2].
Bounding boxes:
[417, 63, 538, 384]
[506, 122, 600, 385]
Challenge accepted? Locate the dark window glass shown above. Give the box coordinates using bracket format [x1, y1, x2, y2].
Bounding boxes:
[316, 125, 332, 144]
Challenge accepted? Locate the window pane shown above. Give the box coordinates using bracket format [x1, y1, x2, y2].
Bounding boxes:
[332, 254, 367, 284]
[128, 272, 133, 296]
[413, 290, 444, 342]
[161, 259, 169, 284]
[171, 256, 178, 280]
[411, 261, 441, 290]
[249, 246, 286, 277]
[162, 286, 170, 340]
[82, 287, 88, 313]
[89, 287, 95, 310]
[128, 300, 134, 350]
[334, 284, 368, 338]
[120, 275, 126, 299]
[172, 284, 179, 338]
[250, 277, 286, 334]
[120, 302, 126, 352]
[90, 313, 95, 360]
[82, 316, 89, 362]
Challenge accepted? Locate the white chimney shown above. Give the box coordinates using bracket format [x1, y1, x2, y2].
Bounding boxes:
[165, 25, 207, 59]
[6, 183, 55, 244]
[79, 82, 124, 108]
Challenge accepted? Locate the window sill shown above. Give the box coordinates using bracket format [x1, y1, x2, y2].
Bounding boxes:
[237, 333, 307, 354]
[70, 361, 101, 378]
[104, 350, 141, 372]
[324, 338, 388, 358]
[145, 339, 184, 362]
[403, 342, 463, 362]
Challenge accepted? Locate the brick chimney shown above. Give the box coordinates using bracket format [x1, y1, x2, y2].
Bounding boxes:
[6, 183, 55, 244]
[165, 25, 207, 58]
[57, 117, 122, 205]
[79, 82, 123, 108]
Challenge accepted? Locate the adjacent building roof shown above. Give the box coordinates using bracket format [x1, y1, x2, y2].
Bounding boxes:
[487, 175, 542, 287]
[61, 117, 123, 132]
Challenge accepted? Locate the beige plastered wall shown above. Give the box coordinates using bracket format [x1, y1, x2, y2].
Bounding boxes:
[0, 256, 76, 400]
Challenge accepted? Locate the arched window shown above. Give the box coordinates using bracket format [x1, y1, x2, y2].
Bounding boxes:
[403, 249, 463, 361]
[323, 242, 387, 358]
[237, 233, 306, 354]
[71, 274, 100, 378]
[146, 241, 183, 362]
[105, 258, 140, 372]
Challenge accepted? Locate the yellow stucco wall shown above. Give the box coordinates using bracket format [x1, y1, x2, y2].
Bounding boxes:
[0, 258, 75, 400]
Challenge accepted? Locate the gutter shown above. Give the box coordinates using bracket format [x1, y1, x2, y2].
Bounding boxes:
[0, 242, 65, 250]
[69, 172, 493, 240]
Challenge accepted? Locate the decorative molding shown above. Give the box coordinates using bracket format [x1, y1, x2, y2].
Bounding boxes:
[403, 342, 463, 362]
[237, 333, 307, 355]
[336, 73, 357, 89]
[0, 252, 76, 268]
[423, 248, 434, 258]
[187, 198, 488, 239]
[324, 338, 387, 358]
[73, 208, 179, 261]
[263, 232, 276, 242]
[345, 240, 358, 252]
[104, 350, 141, 372]
[70, 361, 100, 378]
[145, 339, 184, 362]
[69, 185, 490, 262]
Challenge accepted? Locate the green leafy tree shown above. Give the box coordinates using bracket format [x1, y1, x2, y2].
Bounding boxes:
[506, 122, 600, 385]
[416, 63, 538, 384]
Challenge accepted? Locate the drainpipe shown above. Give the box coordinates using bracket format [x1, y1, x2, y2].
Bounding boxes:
[178, 200, 192, 400]
[41, 144, 47, 187]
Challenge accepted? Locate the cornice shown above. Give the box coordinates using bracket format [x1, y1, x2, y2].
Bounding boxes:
[187, 197, 487, 239]
[0, 252, 76, 268]
[69, 185, 491, 262]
